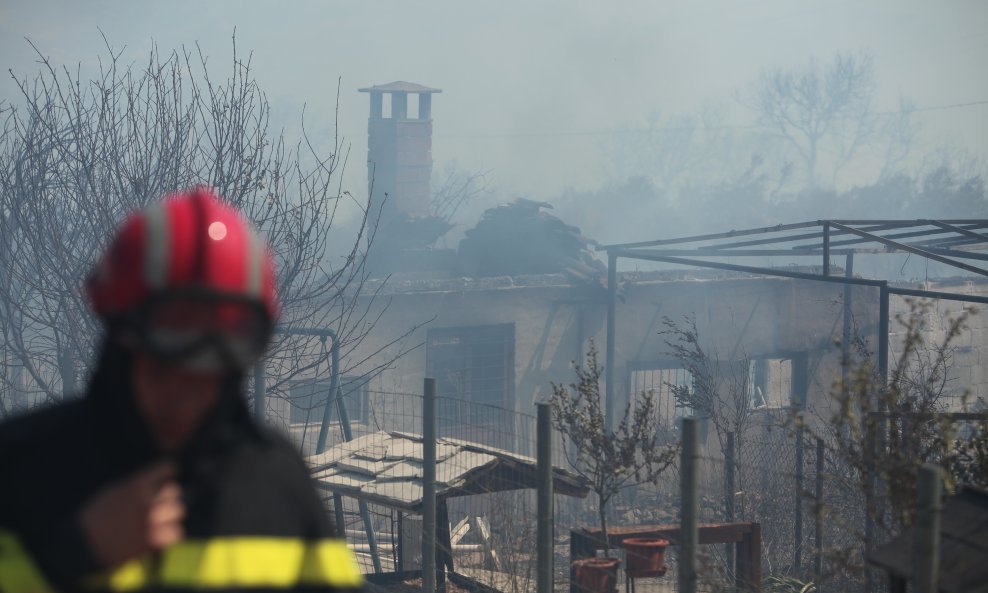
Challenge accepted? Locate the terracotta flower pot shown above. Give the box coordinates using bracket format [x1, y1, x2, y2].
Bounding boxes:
[572, 556, 621, 593]
[622, 537, 669, 578]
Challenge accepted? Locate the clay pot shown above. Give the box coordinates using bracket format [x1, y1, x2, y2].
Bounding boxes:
[622, 537, 669, 578]
[572, 556, 621, 593]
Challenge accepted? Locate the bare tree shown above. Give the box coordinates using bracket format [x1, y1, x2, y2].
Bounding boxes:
[430, 161, 491, 227]
[823, 300, 981, 531]
[803, 299, 987, 588]
[748, 52, 876, 188]
[660, 315, 755, 460]
[550, 341, 678, 555]
[0, 37, 417, 419]
[875, 96, 920, 183]
[604, 106, 754, 199]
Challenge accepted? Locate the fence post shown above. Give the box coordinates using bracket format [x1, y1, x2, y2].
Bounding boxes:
[537, 403, 554, 593]
[814, 438, 824, 588]
[794, 424, 804, 573]
[680, 417, 699, 593]
[725, 431, 736, 577]
[423, 378, 438, 593]
[333, 494, 346, 542]
[864, 427, 877, 593]
[913, 464, 942, 593]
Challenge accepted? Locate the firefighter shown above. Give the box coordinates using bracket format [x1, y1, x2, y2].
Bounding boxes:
[0, 188, 363, 592]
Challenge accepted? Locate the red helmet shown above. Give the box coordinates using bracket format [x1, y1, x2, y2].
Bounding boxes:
[87, 187, 279, 370]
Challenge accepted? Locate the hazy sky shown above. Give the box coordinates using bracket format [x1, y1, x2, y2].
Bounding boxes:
[2, 0, 987, 210]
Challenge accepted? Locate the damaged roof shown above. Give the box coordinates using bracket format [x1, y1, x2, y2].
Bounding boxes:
[307, 431, 589, 513]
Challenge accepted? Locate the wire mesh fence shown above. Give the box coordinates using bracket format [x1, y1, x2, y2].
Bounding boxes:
[294, 378, 985, 593]
[297, 386, 576, 592]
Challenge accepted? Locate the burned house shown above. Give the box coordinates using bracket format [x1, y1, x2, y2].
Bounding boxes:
[284, 83, 988, 459]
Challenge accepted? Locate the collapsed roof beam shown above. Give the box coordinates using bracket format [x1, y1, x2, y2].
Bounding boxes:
[599, 221, 819, 250]
[922, 247, 988, 262]
[925, 220, 988, 243]
[828, 222, 988, 277]
[609, 249, 988, 305]
[610, 249, 886, 287]
[629, 248, 860, 257]
[797, 221, 988, 252]
[704, 222, 898, 251]
[603, 220, 988, 254]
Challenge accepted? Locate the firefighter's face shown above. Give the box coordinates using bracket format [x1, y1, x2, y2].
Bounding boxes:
[132, 351, 222, 452]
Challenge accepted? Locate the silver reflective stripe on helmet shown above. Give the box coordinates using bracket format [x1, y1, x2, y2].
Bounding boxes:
[144, 202, 169, 288]
[245, 226, 264, 297]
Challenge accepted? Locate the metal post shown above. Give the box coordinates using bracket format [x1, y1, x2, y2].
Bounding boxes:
[253, 359, 266, 421]
[878, 283, 890, 384]
[300, 328, 381, 573]
[822, 222, 831, 276]
[863, 430, 877, 593]
[680, 417, 699, 593]
[841, 255, 854, 409]
[315, 330, 342, 454]
[334, 494, 346, 540]
[794, 425, 804, 573]
[862, 283, 890, 593]
[814, 438, 825, 588]
[423, 378, 438, 593]
[913, 464, 941, 593]
[725, 431, 736, 577]
[605, 250, 617, 431]
[536, 403, 554, 593]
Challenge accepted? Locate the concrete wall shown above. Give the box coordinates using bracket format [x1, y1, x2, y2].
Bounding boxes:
[341, 273, 886, 423]
[289, 272, 988, 455]
[888, 279, 988, 406]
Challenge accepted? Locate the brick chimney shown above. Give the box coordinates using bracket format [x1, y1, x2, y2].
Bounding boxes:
[359, 81, 441, 219]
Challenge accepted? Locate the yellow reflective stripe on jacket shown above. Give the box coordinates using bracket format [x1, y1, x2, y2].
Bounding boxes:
[92, 538, 363, 591]
[299, 539, 364, 587]
[0, 529, 56, 593]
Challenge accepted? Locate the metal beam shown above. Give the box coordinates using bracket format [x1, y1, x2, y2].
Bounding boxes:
[605, 220, 988, 259]
[829, 222, 988, 277]
[793, 222, 988, 252]
[627, 248, 861, 257]
[598, 220, 819, 250]
[888, 286, 988, 305]
[605, 250, 617, 431]
[536, 403, 553, 593]
[879, 284, 890, 383]
[925, 219, 988, 243]
[423, 378, 437, 593]
[830, 218, 988, 225]
[915, 247, 988, 262]
[610, 249, 886, 288]
[709, 222, 901, 251]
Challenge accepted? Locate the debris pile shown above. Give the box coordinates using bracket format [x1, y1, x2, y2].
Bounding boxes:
[457, 199, 604, 280]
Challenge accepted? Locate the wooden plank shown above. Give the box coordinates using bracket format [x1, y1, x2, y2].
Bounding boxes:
[472, 516, 502, 572]
[737, 523, 761, 593]
[438, 501, 452, 593]
[577, 522, 754, 547]
[450, 517, 470, 545]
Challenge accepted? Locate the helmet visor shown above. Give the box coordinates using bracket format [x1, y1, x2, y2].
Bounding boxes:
[134, 293, 271, 371]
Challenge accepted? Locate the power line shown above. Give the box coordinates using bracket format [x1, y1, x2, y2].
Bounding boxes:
[900, 99, 988, 113]
[437, 98, 988, 141]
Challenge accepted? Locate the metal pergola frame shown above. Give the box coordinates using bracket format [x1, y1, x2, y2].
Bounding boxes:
[596, 219, 988, 426]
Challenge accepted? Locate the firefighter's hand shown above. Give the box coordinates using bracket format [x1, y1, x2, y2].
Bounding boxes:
[79, 461, 185, 567]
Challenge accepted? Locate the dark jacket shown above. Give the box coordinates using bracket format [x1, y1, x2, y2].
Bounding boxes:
[0, 342, 363, 592]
